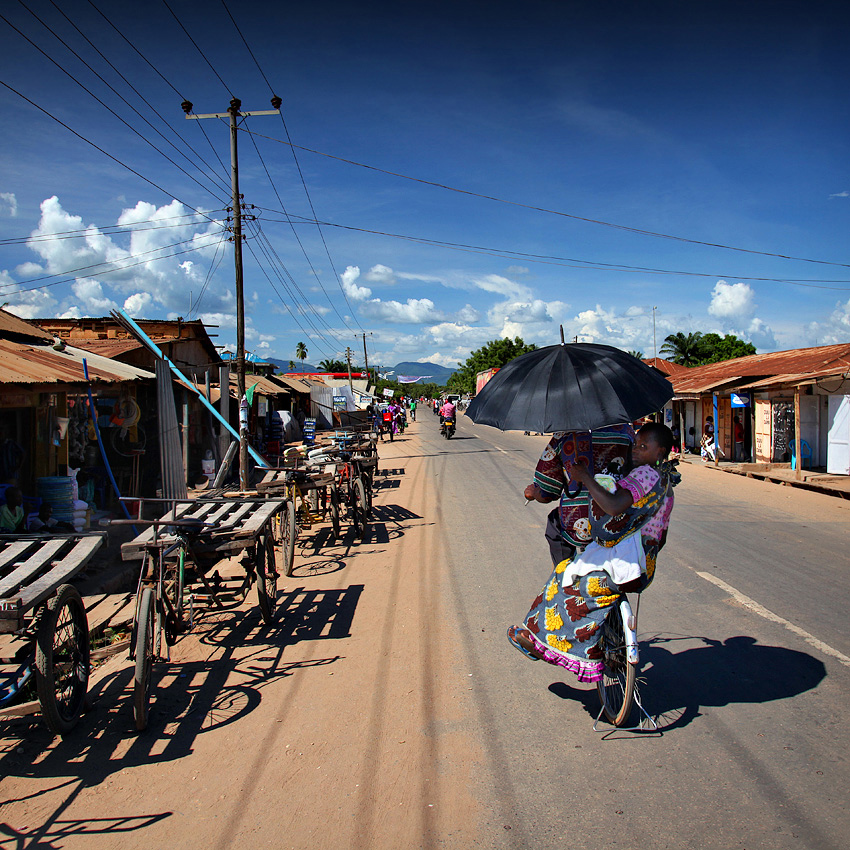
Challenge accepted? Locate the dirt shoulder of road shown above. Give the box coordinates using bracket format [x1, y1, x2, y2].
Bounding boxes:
[0, 421, 489, 850]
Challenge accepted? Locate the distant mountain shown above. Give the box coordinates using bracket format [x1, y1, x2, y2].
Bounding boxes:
[262, 357, 455, 384]
[391, 361, 456, 383]
[266, 358, 317, 373]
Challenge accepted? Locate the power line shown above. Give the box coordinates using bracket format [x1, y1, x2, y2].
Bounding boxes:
[188, 232, 229, 319]
[242, 117, 352, 336]
[0, 211, 226, 246]
[83, 0, 231, 176]
[240, 126, 850, 272]
[218, 0, 365, 331]
[43, 0, 231, 196]
[161, 0, 233, 98]
[1, 10, 229, 205]
[0, 238, 223, 296]
[0, 79, 223, 229]
[257, 209, 850, 292]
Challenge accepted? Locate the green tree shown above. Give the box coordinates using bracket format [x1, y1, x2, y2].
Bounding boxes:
[319, 358, 347, 372]
[697, 333, 756, 364]
[295, 341, 308, 371]
[659, 332, 704, 365]
[627, 350, 645, 360]
[448, 336, 537, 395]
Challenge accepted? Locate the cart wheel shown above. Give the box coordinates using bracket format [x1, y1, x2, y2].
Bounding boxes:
[133, 587, 155, 732]
[279, 499, 296, 577]
[35, 584, 90, 736]
[329, 487, 341, 540]
[256, 532, 278, 624]
[353, 477, 368, 539]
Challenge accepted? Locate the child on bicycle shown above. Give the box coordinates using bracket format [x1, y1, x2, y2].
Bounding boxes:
[508, 422, 679, 683]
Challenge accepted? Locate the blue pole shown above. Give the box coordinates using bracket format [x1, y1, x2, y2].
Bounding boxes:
[116, 309, 269, 469]
[82, 358, 137, 534]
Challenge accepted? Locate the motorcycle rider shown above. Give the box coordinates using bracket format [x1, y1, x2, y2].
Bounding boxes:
[439, 398, 456, 435]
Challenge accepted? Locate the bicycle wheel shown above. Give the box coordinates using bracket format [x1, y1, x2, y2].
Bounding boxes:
[133, 587, 155, 732]
[352, 477, 368, 538]
[163, 547, 185, 645]
[256, 532, 278, 624]
[35, 584, 90, 736]
[596, 603, 636, 727]
[279, 499, 297, 577]
[329, 486, 341, 540]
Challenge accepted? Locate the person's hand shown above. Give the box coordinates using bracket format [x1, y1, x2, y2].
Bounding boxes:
[524, 483, 537, 501]
[568, 458, 593, 485]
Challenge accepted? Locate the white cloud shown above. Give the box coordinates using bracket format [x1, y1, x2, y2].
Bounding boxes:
[341, 265, 372, 300]
[0, 193, 17, 217]
[806, 298, 850, 345]
[15, 261, 43, 277]
[505, 266, 529, 275]
[470, 273, 533, 300]
[71, 279, 118, 314]
[708, 280, 755, 320]
[364, 264, 395, 283]
[123, 292, 153, 315]
[829, 191, 848, 198]
[456, 304, 481, 323]
[361, 297, 443, 323]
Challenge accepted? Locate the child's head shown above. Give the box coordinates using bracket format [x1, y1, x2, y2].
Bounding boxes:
[4, 487, 22, 508]
[38, 503, 53, 521]
[633, 423, 674, 467]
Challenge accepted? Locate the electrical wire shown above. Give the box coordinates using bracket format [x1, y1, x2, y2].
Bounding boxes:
[0, 79, 223, 229]
[161, 0, 232, 98]
[242, 116, 350, 336]
[218, 0, 365, 331]
[43, 0, 231, 197]
[258, 209, 850, 292]
[187, 233, 228, 319]
[0, 211, 227, 246]
[240, 126, 850, 272]
[83, 0, 231, 176]
[0, 13, 228, 205]
[0, 236, 225, 296]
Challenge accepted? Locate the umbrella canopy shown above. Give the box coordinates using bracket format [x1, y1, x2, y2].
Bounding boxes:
[465, 343, 674, 433]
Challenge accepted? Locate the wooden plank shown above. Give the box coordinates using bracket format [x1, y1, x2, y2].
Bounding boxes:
[86, 592, 135, 633]
[9, 535, 104, 614]
[236, 500, 286, 538]
[0, 539, 39, 571]
[0, 632, 30, 663]
[0, 699, 40, 719]
[0, 538, 67, 600]
[120, 501, 220, 559]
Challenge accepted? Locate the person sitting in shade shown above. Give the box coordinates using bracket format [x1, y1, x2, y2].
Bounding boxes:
[0, 486, 25, 533]
[28, 502, 74, 533]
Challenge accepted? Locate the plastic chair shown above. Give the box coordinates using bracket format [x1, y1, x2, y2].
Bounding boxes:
[789, 439, 812, 470]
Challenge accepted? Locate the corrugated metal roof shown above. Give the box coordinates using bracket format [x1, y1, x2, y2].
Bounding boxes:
[0, 309, 53, 341]
[0, 339, 154, 384]
[228, 373, 302, 397]
[670, 344, 850, 394]
[643, 357, 691, 376]
[68, 338, 144, 357]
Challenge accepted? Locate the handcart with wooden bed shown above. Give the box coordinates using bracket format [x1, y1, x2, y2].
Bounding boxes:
[0, 532, 106, 736]
[118, 496, 285, 731]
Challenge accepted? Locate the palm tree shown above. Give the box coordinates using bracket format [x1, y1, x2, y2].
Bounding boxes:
[295, 341, 308, 371]
[659, 332, 703, 366]
[319, 358, 346, 372]
[627, 350, 645, 360]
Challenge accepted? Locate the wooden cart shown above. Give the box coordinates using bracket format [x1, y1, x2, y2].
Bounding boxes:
[119, 497, 285, 731]
[0, 532, 106, 735]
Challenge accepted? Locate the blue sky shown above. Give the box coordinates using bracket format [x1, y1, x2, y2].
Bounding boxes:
[1, 0, 848, 370]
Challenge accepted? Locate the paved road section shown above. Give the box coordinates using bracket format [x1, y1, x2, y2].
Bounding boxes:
[0, 413, 847, 849]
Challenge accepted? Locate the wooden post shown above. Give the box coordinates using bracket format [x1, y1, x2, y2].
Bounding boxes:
[794, 387, 802, 480]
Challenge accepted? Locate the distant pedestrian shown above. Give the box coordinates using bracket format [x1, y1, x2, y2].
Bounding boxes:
[733, 415, 745, 461]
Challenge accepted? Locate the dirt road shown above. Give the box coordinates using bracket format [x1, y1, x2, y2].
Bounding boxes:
[2, 413, 849, 849]
[0, 422, 489, 849]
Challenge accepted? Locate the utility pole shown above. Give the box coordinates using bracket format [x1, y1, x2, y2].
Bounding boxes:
[653, 306, 658, 360]
[358, 331, 372, 382]
[184, 95, 281, 490]
[345, 346, 354, 391]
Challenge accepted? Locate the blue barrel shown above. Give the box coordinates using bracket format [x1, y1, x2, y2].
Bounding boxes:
[37, 476, 75, 521]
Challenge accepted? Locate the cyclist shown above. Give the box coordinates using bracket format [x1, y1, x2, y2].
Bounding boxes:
[507, 423, 679, 683]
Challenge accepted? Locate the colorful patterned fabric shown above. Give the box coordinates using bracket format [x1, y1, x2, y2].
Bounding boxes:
[533, 425, 634, 549]
[514, 460, 679, 682]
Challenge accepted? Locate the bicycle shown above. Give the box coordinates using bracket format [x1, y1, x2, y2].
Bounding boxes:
[594, 593, 657, 731]
[271, 469, 339, 577]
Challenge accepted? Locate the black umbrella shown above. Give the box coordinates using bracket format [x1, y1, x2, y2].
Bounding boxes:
[465, 343, 673, 433]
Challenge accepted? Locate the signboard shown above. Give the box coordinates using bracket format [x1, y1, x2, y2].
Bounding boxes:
[730, 392, 751, 408]
[303, 417, 316, 445]
[333, 395, 347, 410]
[382, 388, 394, 398]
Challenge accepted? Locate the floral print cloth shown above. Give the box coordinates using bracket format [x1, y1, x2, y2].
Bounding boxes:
[514, 460, 679, 682]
